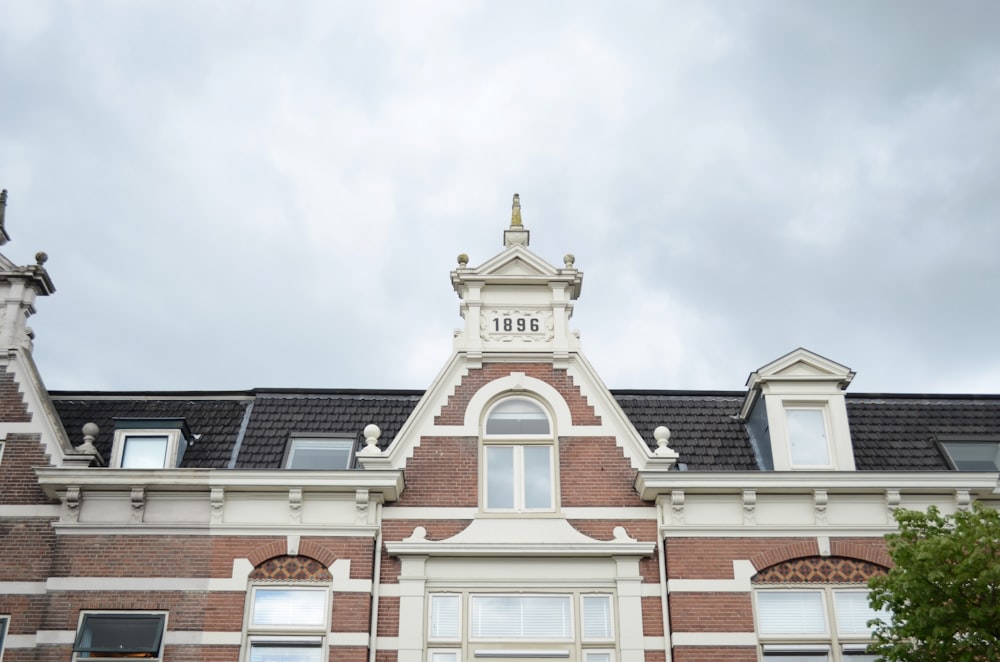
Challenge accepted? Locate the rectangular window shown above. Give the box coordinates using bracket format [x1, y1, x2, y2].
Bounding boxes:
[940, 441, 1000, 471]
[245, 587, 328, 662]
[785, 408, 831, 466]
[285, 437, 355, 470]
[581, 595, 613, 641]
[470, 595, 572, 640]
[757, 589, 886, 662]
[484, 446, 553, 511]
[430, 594, 461, 640]
[0, 615, 7, 661]
[121, 435, 170, 469]
[73, 612, 166, 659]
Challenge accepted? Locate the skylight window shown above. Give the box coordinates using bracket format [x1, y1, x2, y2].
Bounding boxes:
[285, 437, 355, 470]
[940, 441, 1000, 471]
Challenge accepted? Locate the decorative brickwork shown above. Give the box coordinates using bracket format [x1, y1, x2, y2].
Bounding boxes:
[752, 555, 888, 584]
[434, 363, 600, 426]
[249, 555, 332, 581]
[0, 367, 31, 422]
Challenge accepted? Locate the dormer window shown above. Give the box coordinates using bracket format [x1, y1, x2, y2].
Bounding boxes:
[786, 406, 832, 467]
[285, 436, 355, 470]
[482, 397, 556, 512]
[110, 419, 191, 469]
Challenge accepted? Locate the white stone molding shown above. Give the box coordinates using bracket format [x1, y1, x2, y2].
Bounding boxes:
[355, 488, 370, 524]
[210, 487, 224, 524]
[956, 489, 972, 511]
[287, 534, 300, 556]
[670, 490, 685, 525]
[814, 489, 828, 525]
[289, 488, 303, 524]
[130, 487, 145, 523]
[742, 489, 757, 525]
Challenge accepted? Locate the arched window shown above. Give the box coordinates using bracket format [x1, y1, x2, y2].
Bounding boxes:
[482, 397, 556, 512]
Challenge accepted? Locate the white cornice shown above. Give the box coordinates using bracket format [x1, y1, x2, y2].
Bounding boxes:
[34, 467, 405, 501]
[386, 540, 655, 558]
[635, 470, 999, 501]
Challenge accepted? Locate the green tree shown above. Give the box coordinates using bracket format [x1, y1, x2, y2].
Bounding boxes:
[868, 503, 1000, 661]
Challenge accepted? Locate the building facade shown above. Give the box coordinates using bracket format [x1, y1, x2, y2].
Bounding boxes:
[1, 193, 999, 662]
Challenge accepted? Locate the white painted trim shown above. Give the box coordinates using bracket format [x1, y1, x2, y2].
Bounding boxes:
[0, 504, 61, 517]
[382, 507, 479, 519]
[376, 636, 400, 649]
[671, 632, 757, 646]
[643, 637, 667, 649]
[33, 630, 75, 645]
[563, 508, 657, 520]
[49, 524, 381, 536]
[4, 634, 39, 649]
[661, 526, 893, 538]
[0, 581, 45, 594]
[328, 632, 370, 646]
[667, 561, 756, 593]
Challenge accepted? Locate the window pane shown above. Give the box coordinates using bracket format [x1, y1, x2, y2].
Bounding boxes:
[834, 591, 888, 636]
[762, 656, 829, 661]
[431, 653, 459, 662]
[486, 398, 550, 434]
[582, 595, 612, 640]
[253, 589, 326, 627]
[74, 614, 165, 654]
[249, 643, 323, 662]
[586, 654, 612, 662]
[121, 436, 169, 469]
[942, 442, 1000, 471]
[486, 446, 515, 509]
[786, 409, 830, 466]
[471, 595, 571, 639]
[757, 592, 827, 635]
[523, 445, 553, 509]
[287, 438, 353, 470]
[430, 594, 460, 639]
[0, 617, 6, 650]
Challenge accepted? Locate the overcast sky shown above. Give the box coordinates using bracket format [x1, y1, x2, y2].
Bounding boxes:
[1, 1, 998, 395]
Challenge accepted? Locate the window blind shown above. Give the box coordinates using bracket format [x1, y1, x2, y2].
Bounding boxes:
[757, 592, 827, 635]
[581, 595, 612, 640]
[471, 595, 572, 640]
[252, 589, 326, 627]
[430, 594, 461, 639]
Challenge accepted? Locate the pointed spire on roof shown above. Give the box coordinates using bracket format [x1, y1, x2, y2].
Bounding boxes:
[0, 189, 10, 245]
[503, 192, 530, 247]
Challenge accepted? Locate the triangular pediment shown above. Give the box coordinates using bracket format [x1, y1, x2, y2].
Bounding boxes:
[471, 244, 560, 279]
[745, 348, 855, 393]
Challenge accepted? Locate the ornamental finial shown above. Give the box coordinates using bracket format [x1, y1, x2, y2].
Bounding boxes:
[510, 193, 522, 227]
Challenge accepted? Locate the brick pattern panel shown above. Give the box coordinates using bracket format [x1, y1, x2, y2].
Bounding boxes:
[669, 593, 754, 632]
[0, 367, 31, 422]
[0, 519, 55, 581]
[249, 554, 332, 581]
[377, 595, 400, 636]
[0, 434, 57, 504]
[332, 593, 371, 632]
[641, 595, 664, 636]
[665, 538, 817, 580]
[672, 647, 757, 661]
[435, 363, 600, 426]
[395, 437, 478, 507]
[753, 556, 887, 584]
[559, 437, 644, 506]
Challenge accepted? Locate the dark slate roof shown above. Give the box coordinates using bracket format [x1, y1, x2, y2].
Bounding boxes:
[612, 391, 758, 471]
[49, 388, 1000, 473]
[234, 390, 422, 469]
[848, 395, 1000, 471]
[51, 393, 253, 469]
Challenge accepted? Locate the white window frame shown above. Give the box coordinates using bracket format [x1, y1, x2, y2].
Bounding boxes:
[0, 440, 5, 466]
[110, 429, 186, 469]
[242, 585, 330, 662]
[72, 610, 167, 661]
[0, 614, 8, 662]
[782, 405, 834, 469]
[426, 591, 615, 661]
[755, 588, 887, 662]
[481, 397, 557, 514]
[284, 435, 356, 470]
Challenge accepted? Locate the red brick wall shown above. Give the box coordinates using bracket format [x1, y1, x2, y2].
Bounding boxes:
[669, 593, 754, 632]
[559, 437, 644, 507]
[394, 437, 478, 507]
[0, 367, 31, 422]
[672, 647, 757, 661]
[435, 363, 600, 426]
[377, 595, 399, 636]
[0, 434, 57, 505]
[665, 537, 818, 579]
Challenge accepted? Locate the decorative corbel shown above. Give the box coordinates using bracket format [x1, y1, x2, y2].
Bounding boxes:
[210, 487, 225, 525]
[742, 489, 757, 525]
[65, 486, 81, 523]
[289, 488, 303, 524]
[885, 489, 901, 519]
[670, 490, 685, 525]
[813, 489, 828, 525]
[356, 489, 370, 525]
[130, 487, 145, 523]
[956, 489, 972, 512]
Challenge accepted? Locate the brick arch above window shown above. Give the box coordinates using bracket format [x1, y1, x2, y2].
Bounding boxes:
[246, 539, 338, 568]
[752, 555, 888, 584]
[249, 554, 332, 582]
